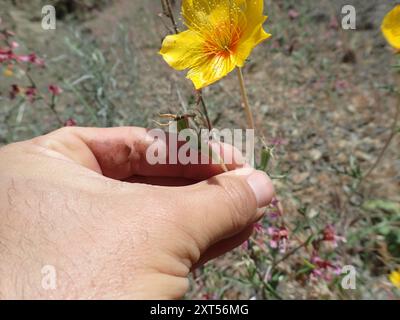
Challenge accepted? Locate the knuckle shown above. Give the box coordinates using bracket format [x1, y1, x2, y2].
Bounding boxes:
[49, 126, 77, 138]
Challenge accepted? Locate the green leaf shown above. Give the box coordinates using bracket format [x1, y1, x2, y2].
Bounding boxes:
[176, 118, 189, 132]
[258, 146, 273, 172]
[303, 259, 316, 269]
[362, 199, 400, 215]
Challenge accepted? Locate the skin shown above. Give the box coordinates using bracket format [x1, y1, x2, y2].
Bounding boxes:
[0, 126, 274, 299]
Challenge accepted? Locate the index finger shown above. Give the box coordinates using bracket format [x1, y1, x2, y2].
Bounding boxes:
[35, 126, 246, 181]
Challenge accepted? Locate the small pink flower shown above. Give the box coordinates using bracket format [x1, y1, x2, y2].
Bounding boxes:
[16, 54, 30, 62]
[268, 226, 288, 253]
[311, 255, 334, 269]
[310, 254, 340, 282]
[9, 84, 20, 99]
[268, 197, 282, 219]
[269, 240, 278, 249]
[64, 118, 77, 127]
[0, 49, 13, 62]
[202, 293, 218, 300]
[0, 54, 8, 62]
[271, 198, 279, 207]
[48, 85, 63, 96]
[24, 86, 37, 103]
[270, 137, 288, 146]
[329, 16, 339, 30]
[322, 225, 336, 242]
[322, 225, 346, 248]
[268, 210, 280, 220]
[11, 41, 19, 49]
[279, 238, 287, 253]
[288, 9, 300, 20]
[254, 222, 264, 234]
[202, 293, 211, 300]
[334, 79, 350, 92]
[17, 53, 45, 66]
[333, 266, 342, 276]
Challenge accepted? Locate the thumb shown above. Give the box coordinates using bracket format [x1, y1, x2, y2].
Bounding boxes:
[177, 167, 274, 250]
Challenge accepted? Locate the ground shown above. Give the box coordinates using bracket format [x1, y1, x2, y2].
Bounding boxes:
[0, 0, 399, 299]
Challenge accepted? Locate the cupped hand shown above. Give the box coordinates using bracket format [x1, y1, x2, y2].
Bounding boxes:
[0, 126, 274, 299]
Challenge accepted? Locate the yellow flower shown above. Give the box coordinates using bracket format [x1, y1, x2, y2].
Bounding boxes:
[381, 5, 400, 51]
[389, 269, 400, 288]
[159, 0, 271, 89]
[3, 65, 13, 77]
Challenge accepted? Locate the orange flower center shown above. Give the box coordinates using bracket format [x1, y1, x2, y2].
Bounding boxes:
[203, 22, 241, 59]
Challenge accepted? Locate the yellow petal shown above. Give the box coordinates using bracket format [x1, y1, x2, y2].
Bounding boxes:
[182, 0, 239, 33]
[237, 0, 266, 37]
[234, 0, 271, 65]
[183, 0, 214, 32]
[159, 30, 204, 70]
[233, 18, 271, 66]
[182, 0, 267, 38]
[182, 0, 215, 16]
[381, 5, 400, 50]
[187, 54, 236, 89]
[237, 0, 263, 14]
[389, 270, 400, 288]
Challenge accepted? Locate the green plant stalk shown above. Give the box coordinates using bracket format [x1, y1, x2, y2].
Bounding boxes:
[196, 90, 212, 131]
[237, 67, 255, 130]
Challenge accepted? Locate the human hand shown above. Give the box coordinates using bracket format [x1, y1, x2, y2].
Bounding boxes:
[0, 126, 274, 299]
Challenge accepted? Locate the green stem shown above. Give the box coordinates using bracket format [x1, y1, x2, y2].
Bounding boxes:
[196, 89, 212, 131]
[237, 67, 255, 130]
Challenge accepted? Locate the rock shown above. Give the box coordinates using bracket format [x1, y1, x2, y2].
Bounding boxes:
[307, 208, 319, 219]
[292, 172, 310, 184]
[310, 149, 323, 161]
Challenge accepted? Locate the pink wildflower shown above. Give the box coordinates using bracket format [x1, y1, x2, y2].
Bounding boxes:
[64, 118, 77, 127]
[322, 225, 346, 248]
[268, 226, 288, 253]
[310, 254, 341, 282]
[0, 49, 13, 62]
[17, 53, 45, 66]
[329, 16, 339, 30]
[24, 86, 37, 103]
[288, 9, 300, 20]
[48, 85, 63, 96]
[9, 84, 20, 99]
[335, 79, 350, 92]
[254, 222, 264, 234]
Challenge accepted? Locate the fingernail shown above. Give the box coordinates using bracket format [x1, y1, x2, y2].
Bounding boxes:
[247, 170, 273, 208]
